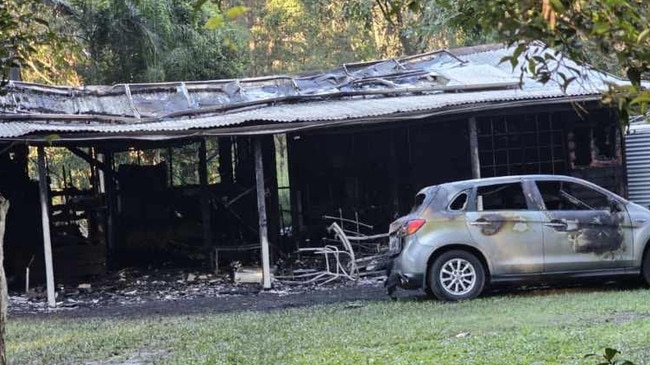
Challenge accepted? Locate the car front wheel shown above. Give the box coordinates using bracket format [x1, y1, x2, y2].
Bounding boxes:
[428, 250, 485, 301]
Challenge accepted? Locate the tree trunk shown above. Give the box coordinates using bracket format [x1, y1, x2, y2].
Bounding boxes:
[0, 194, 9, 365]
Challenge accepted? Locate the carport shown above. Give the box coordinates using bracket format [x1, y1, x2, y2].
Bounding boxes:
[0, 43, 627, 307]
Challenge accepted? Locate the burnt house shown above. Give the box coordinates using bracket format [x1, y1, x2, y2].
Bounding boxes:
[0, 43, 627, 305]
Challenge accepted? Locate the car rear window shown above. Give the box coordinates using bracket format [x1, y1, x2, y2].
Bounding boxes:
[410, 193, 427, 213]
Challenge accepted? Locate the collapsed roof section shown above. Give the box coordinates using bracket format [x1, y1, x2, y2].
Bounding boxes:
[0, 43, 625, 141]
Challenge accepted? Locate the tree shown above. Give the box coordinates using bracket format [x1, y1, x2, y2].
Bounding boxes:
[448, 0, 650, 121]
[0, 195, 8, 365]
[197, 0, 492, 76]
[1, 1, 58, 362]
[0, 1, 59, 89]
[71, 0, 249, 84]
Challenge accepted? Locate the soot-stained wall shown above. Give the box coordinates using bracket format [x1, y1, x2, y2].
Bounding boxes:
[287, 105, 624, 242]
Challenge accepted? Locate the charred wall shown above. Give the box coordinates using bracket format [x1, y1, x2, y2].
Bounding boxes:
[0, 144, 44, 288]
[288, 104, 625, 242]
[476, 107, 624, 195]
[288, 120, 472, 240]
[0, 135, 281, 287]
[112, 135, 279, 268]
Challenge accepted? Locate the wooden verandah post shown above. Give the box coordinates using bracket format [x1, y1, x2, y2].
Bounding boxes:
[37, 146, 56, 308]
[468, 117, 481, 179]
[254, 137, 272, 289]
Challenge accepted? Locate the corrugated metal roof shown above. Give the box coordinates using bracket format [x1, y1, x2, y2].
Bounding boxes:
[626, 124, 650, 208]
[0, 44, 623, 140]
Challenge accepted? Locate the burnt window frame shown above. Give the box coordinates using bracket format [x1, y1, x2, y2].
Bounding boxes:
[470, 181, 532, 212]
[533, 179, 614, 211]
[477, 113, 568, 177]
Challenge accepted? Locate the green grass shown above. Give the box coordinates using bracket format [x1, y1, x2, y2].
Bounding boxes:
[8, 288, 650, 365]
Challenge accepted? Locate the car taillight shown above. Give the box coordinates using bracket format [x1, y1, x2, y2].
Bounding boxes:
[405, 219, 426, 235]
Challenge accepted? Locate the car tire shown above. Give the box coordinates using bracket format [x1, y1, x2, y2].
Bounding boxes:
[428, 250, 485, 301]
[423, 286, 435, 298]
[643, 248, 650, 286]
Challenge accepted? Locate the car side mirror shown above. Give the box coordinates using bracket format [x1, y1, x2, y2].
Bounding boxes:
[609, 199, 621, 213]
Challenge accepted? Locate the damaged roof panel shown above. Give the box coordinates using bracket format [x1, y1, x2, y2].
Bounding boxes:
[0, 44, 625, 140]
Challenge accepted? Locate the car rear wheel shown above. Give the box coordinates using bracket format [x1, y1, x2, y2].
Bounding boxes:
[428, 250, 485, 301]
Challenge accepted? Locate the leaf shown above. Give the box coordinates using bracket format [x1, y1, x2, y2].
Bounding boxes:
[629, 93, 650, 106]
[528, 58, 536, 75]
[592, 21, 610, 35]
[548, 0, 565, 13]
[638, 29, 650, 43]
[407, 0, 422, 12]
[604, 348, 620, 361]
[627, 67, 642, 86]
[512, 43, 526, 60]
[45, 134, 60, 145]
[193, 0, 210, 13]
[225, 6, 249, 20]
[204, 14, 224, 30]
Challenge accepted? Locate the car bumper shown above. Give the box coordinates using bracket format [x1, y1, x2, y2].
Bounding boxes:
[385, 260, 425, 294]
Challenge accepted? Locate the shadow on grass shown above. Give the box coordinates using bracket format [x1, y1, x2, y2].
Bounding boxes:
[391, 277, 649, 303]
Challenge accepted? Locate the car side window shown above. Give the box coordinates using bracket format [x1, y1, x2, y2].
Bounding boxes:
[475, 183, 528, 211]
[536, 181, 609, 211]
[449, 191, 468, 211]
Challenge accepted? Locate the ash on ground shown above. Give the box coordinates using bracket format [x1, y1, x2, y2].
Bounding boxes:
[9, 268, 386, 315]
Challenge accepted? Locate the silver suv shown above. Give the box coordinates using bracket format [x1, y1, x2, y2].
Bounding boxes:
[386, 175, 650, 301]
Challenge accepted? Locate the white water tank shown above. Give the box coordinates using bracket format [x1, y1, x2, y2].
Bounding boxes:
[626, 123, 650, 208]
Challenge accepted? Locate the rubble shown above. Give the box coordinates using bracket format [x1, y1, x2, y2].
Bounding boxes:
[275, 221, 391, 286]
[77, 283, 92, 293]
[233, 267, 263, 284]
[8, 266, 383, 315]
[8, 217, 392, 315]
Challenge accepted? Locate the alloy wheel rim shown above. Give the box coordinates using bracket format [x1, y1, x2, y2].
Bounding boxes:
[439, 258, 476, 295]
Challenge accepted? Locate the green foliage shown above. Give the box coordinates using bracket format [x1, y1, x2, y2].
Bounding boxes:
[585, 348, 636, 365]
[203, 5, 250, 30]
[191, 0, 493, 77]
[0, 0, 67, 90]
[71, 0, 249, 84]
[241, 0, 376, 75]
[449, 0, 650, 122]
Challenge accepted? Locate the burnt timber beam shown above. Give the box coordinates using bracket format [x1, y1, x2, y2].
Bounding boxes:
[103, 150, 117, 269]
[218, 137, 233, 184]
[254, 137, 272, 289]
[198, 139, 213, 261]
[468, 116, 480, 179]
[66, 147, 116, 179]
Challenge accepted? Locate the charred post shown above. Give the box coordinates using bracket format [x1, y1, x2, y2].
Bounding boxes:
[198, 139, 213, 258]
[469, 117, 481, 179]
[254, 138, 272, 289]
[218, 137, 233, 185]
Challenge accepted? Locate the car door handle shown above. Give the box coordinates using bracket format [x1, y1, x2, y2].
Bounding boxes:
[544, 221, 567, 228]
[635, 219, 647, 224]
[469, 220, 492, 226]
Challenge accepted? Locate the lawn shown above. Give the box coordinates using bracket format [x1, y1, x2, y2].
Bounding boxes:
[8, 287, 650, 365]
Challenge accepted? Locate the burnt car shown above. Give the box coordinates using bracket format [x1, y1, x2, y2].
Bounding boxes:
[386, 175, 650, 301]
